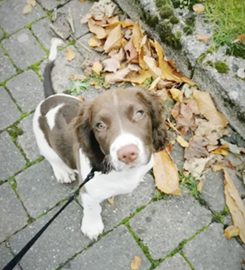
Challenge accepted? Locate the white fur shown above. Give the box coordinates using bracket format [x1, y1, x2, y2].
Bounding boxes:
[46, 104, 64, 130]
[110, 133, 148, 171]
[79, 149, 153, 239]
[33, 99, 77, 183]
[49, 38, 64, 61]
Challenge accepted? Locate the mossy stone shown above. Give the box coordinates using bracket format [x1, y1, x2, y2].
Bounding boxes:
[214, 61, 229, 74]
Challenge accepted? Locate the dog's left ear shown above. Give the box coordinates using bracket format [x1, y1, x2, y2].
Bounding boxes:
[138, 90, 168, 152]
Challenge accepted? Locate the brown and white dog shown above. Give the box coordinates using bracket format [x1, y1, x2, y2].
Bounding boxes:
[33, 39, 167, 240]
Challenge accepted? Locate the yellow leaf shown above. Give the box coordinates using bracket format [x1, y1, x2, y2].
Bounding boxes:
[197, 180, 204, 192]
[64, 48, 75, 61]
[193, 90, 228, 128]
[107, 196, 115, 205]
[143, 56, 162, 77]
[132, 23, 143, 52]
[176, 135, 189, 148]
[170, 88, 183, 102]
[104, 25, 122, 53]
[27, 0, 36, 6]
[126, 70, 152, 84]
[153, 150, 181, 195]
[88, 19, 107, 39]
[22, 4, 32, 14]
[92, 61, 103, 75]
[224, 225, 240, 240]
[88, 36, 102, 47]
[131, 256, 142, 270]
[196, 34, 210, 44]
[224, 169, 245, 244]
[193, 3, 205, 14]
[211, 145, 229, 156]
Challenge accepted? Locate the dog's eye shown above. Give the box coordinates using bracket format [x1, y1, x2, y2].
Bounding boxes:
[95, 121, 106, 130]
[134, 110, 145, 121]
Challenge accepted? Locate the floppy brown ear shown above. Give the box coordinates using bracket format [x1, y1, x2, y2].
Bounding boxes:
[73, 105, 110, 173]
[138, 90, 168, 152]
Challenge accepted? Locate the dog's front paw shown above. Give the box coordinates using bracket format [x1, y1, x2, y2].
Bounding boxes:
[81, 216, 104, 240]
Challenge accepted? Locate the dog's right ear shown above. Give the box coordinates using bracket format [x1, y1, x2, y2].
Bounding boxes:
[73, 104, 106, 172]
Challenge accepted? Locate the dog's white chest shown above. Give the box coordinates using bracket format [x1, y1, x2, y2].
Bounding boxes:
[80, 150, 153, 202]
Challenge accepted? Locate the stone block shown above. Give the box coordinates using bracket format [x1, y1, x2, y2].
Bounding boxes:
[155, 253, 191, 270]
[2, 29, 46, 70]
[0, 88, 21, 130]
[0, 132, 26, 180]
[0, 0, 45, 34]
[38, 0, 70, 11]
[130, 195, 212, 260]
[17, 114, 40, 161]
[0, 48, 16, 82]
[183, 223, 244, 270]
[202, 170, 225, 212]
[0, 243, 21, 270]
[9, 202, 90, 270]
[0, 183, 28, 242]
[32, 17, 53, 49]
[15, 160, 76, 217]
[6, 70, 43, 112]
[63, 226, 151, 270]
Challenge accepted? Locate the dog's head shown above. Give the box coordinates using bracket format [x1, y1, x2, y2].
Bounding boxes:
[74, 88, 167, 173]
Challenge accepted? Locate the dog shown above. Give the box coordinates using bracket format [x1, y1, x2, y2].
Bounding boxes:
[33, 38, 167, 240]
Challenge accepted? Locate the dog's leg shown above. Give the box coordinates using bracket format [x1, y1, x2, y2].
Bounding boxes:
[81, 192, 104, 240]
[51, 162, 77, 184]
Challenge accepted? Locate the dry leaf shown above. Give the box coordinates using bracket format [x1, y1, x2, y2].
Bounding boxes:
[224, 169, 245, 243]
[184, 135, 209, 160]
[224, 225, 240, 240]
[132, 23, 143, 52]
[131, 256, 142, 270]
[153, 150, 181, 195]
[64, 48, 76, 61]
[124, 38, 138, 63]
[22, 4, 32, 14]
[211, 145, 229, 156]
[126, 69, 152, 84]
[144, 56, 162, 77]
[193, 90, 228, 128]
[88, 36, 102, 47]
[105, 64, 139, 83]
[233, 34, 245, 45]
[102, 57, 120, 73]
[184, 157, 212, 179]
[170, 88, 183, 102]
[92, 61, 103, 75]
[104, 25, 122, 52]
[196, 34, 210, 44]
[177, 135, 189, 148]
[193, 3, 205, 14]
[88, 19, 107, 39]
[197, 180, 204, 192]
[107, 196, 115, 205]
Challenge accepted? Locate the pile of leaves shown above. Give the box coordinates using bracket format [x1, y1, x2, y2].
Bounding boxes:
[79, 0, 245, 245]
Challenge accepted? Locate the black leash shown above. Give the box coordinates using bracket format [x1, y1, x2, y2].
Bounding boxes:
[2, 168, 96, 270]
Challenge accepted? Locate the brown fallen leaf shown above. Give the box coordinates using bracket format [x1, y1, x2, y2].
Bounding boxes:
[184, 135, 209, 160]
[88, 19, 107, 39]
[193, 90, 228, 128]
[105, 64, 139, 83]
[107, 196, 115, 205]
[193, 3, 205, 14]
[124, 38, 138, 63]
[196, 34, 210, 44]
[176, 135, 189, 148]
[132, 23, 143, 52]
[23, 0, 36, 15]
[131, 256, 142, 270]
[224, 169, 245, 243]
[88, 36, 102, 47]
[153, 150, 181, 195]
[184, 157, 212, 179]
[211, 145, 229, 156]
[102, 57, 121, 73]
[233, 34, 245, 45]
[92, 61, 103, 75]
[64, 47, 76, 61]
[170, 88, 183, 102]
[224, 225, 240, 240]
[104, 25, 122, 52]
[144, 55, 162, 77]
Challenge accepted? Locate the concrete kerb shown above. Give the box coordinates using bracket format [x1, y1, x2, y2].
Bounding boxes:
[114, 0, 245, 140]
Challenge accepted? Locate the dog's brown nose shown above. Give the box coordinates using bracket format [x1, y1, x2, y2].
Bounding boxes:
[117, 144, 139, 165]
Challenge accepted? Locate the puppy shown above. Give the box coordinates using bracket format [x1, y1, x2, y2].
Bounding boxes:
[33, 38, 167, 240]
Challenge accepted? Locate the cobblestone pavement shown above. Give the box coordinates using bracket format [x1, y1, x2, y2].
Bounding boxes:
[0, 1, 244, 269]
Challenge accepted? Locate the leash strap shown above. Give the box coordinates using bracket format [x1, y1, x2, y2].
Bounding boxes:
[3, 168, 96, 270]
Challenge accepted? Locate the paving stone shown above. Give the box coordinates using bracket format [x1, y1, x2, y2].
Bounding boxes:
[0, 47, 16, 82]
[202, 170, 225, 212]
[0, 0, 45, 34]
[0, 242, 21, 270]
[2, 29, 46, 70]
[52, 46, 85, 93]
[130, 195, 212, 260]
[32, 17, 53, 49]
[58, 0, 93, 39]
[6, 70, 43, 112]
[0, 132, 26, 180]
[9, 202, 91, 270]
[155, 253, 191, 270]
[101, 174, 155, 231]
[171, 142, 185, 171]
[0, 183, 28, 242]
[15, 160, 76, 217]
[183, 223, 244, 270]
[63, 226, 151, 270]
[38, 0, 70, 11]
[0, 27, 4, 40]
[0, 88, 21, 130]
[17, 114, 40, 161]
